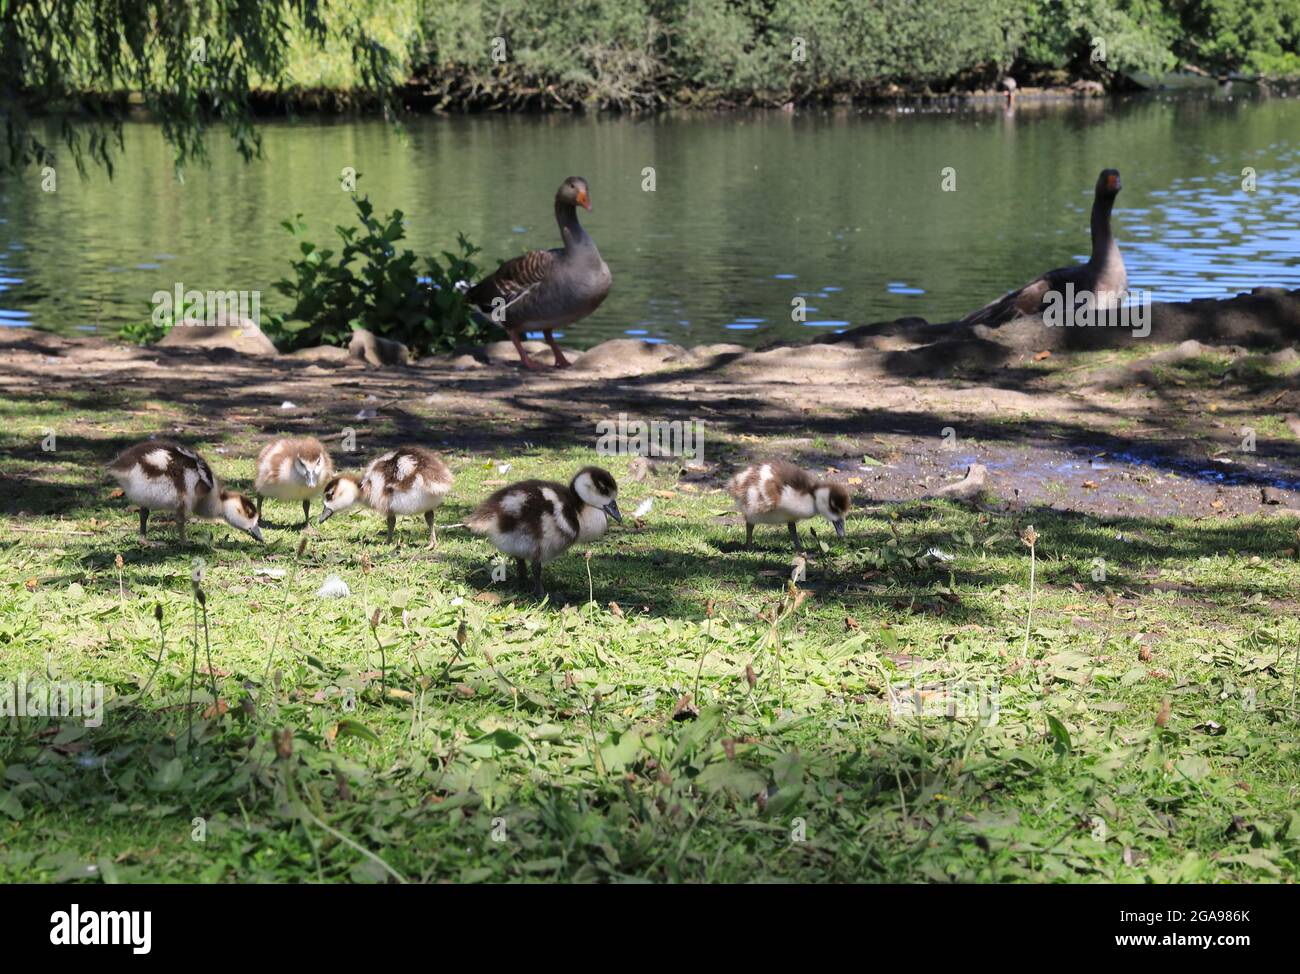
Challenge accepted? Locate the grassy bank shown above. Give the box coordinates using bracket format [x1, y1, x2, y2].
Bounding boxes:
[2, 395, 1299, 882]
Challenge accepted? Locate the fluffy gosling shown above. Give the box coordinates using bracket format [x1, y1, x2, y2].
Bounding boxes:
[108, 440, 263, 545]
[318, 446, 453, 547]
[254, 436, 333, 528]
[467, 466, 621, 596]
[728, 460, 850, 550]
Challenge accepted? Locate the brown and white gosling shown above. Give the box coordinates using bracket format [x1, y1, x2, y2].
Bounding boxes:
[254, 436, 333, 528]
[467, 467, 621, 596]
[728, 460, 850, 550]
[108, 440, 263, 545]
[318, 446, 454, 547]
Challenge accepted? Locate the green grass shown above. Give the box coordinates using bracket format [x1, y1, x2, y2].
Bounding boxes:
[2, 406, 1300, 883]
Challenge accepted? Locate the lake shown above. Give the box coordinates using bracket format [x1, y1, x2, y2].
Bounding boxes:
[2, 92, 1298, 347]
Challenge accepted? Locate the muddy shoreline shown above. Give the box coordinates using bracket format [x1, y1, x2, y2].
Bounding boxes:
[5, 287, 1300, 522]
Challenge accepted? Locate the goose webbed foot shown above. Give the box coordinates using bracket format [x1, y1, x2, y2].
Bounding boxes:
[509, 331, 544, 371]
[543, 329, 571, 369]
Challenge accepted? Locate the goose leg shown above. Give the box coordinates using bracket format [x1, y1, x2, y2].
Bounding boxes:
[386, 513, 397, 544]
[543, 329, 571, 369]
[425, 511, 437, 549]
[509, 330, 544, 371]
[302, 499, 311, 529]
[531, 560, 545, 598]
[788, 521, 800, 552]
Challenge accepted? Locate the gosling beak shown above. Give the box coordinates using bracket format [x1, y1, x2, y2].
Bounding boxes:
[576, 189, 591, 211]
[249, 525, 265, 544]
[318, 506, 335, 524]
[603, 500, 622, 523]
[1108, 173, 1121, 191]
[834, 519, 846, 539]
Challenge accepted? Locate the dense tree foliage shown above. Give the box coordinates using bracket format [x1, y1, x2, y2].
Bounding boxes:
[2, 0, 1298, 171]
[417, 0, 1300, 109]
[0, 0, 400, 173]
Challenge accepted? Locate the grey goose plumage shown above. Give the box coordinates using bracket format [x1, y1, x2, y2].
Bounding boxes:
[959, 168, 1127, 327]
[466, 177, 612, 370]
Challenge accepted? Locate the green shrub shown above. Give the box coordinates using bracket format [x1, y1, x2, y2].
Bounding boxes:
[264, 194, 487, 355]
[117, 318, 172, 346]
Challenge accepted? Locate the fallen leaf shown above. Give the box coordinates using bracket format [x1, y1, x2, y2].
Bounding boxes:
[201, 699, 229, 720]
[1033, 350, 1052, 361]
[1155, 698, 1170, 728]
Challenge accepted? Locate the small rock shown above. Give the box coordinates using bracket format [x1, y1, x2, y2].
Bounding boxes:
[926, 464, 988, 502]
[348, 328, 411, 367]
[157, 312, 278, 356]
[1261, 486, 1286, 505]
[570, 339, 689, 377]
[628, 455, 661, 482]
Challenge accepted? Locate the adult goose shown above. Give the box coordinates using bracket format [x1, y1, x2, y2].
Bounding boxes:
[466, 176, 612, 370]
[959, 168, 1126, 327]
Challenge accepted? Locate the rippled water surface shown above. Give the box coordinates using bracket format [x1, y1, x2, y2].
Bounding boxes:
[1, 94, 1298, 346]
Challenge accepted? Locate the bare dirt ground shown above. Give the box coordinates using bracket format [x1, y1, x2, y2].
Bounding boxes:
[5, 287, 1300, 522]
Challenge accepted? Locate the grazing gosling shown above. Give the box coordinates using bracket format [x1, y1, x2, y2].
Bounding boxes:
[728, 460, 850, 550]
[108, 440, 263, 545]
[318, 446, 454, 547]
[254, 436, 333, 528]
[467, 467, 621, 596]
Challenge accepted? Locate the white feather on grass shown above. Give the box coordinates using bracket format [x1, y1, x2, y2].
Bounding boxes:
[317, 576, 351, 599]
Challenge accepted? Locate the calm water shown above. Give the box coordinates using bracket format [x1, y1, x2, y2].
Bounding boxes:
[1, 93, 1298, 347]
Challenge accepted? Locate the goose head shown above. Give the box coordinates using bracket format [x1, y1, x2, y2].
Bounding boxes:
[319, 475, 361, 523]
[1097, 168, 1122, 198]
[557, 176, 592, 212]
[572, 466, 621, 522]
[220, 490, 264, 543]
[294, 452, 328, 489]
[814, 483, 850, 539]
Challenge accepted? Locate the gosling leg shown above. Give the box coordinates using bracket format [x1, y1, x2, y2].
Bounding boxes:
[302, 499, 311, 529]
[386, 513, 397, 544]
[531, 560, 545, 598]
[788, 521, 800, 552]
[425, 511, 437, 549]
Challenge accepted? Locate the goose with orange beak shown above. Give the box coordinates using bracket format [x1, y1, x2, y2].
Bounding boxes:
[465, 176, 612, 370]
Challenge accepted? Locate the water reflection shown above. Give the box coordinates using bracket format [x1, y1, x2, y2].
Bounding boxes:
[0, 96, 1297, 346]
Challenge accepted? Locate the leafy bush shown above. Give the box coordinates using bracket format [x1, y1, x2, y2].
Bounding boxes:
[265, 194, 487, 355]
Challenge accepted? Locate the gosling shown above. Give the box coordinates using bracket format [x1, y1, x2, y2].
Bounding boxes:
[467, 466, 621, 596]
[728, 460, 850, 550]
[254, 436, 333, 528]
[108, 440, 263, 545]
[318, 446, 453, 547]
